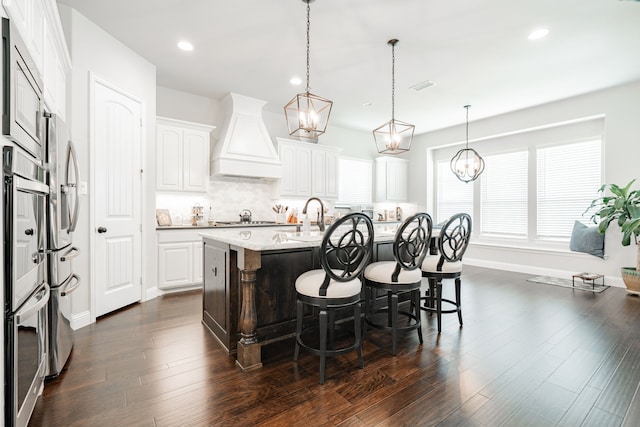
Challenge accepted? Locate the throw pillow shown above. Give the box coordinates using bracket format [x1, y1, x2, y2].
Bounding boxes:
[569, 220, 605, 259]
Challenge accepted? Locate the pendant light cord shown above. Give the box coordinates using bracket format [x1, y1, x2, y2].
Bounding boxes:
[391, 41, 396, 121]
[465, 105, 470, 149]
[305, 1, 311, 94]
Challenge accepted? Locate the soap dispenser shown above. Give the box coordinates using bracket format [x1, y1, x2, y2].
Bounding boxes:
[208, 205, 214, 225]
[302, 214, 311, 236]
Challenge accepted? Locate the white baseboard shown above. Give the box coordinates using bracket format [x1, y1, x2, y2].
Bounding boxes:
[70, 310, 91, 330]
[465, 257, 625, 288]
[156, 284, 203, 296]
[145, 286, 160, 302]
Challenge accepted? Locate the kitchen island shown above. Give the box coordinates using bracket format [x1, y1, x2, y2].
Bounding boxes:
[200, 225, 400, 370]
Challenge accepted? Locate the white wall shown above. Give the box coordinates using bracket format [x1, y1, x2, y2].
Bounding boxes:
[407, 80, 640, 285]
[157, 86, 220, 126]
[59, 6, 157, 325]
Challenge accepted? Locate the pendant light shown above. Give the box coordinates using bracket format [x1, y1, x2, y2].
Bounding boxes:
[284, 0, 332, 139]
[450, 105, 485, 182]
[373, 39, 414, 155]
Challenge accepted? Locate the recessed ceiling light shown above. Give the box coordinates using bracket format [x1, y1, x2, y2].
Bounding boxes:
[290, 77, 302, 85]
[528, 28, 549, 40]
[177, 40, 194, 51]
[409, 80, 436, 91]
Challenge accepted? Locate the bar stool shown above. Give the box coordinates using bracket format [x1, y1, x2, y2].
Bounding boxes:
[364, 213, 432, 355]
[420, 213, 472, 334]
[293, 213, 374, 384]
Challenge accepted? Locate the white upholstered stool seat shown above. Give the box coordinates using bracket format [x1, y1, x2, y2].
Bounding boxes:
[365, 262, 422, 284]
[421, 255, 462, 274]
[296, 269, 363, 299]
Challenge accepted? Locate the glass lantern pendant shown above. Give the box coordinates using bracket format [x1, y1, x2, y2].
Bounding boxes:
[284, 0, 332, 139]
[373, 39, 414, 155]
[450, 105, 485, 182]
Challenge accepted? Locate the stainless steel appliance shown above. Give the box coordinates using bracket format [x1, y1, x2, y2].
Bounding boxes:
[1, 18, 44, 159]
[3, 146, 50, 427]
[43, 112, 80, 378]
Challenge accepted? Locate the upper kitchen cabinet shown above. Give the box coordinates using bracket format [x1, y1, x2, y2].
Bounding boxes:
[3, 0, 72, 119]
[156, 117, 215, 192]
[277, 138, 338, 199]
[375, 156, 408, 202]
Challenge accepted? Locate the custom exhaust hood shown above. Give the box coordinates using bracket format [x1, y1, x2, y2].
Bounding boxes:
[211, 93, 283, 179]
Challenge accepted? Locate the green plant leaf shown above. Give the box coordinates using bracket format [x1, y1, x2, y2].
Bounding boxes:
[598, 217, 613, 234]
[610, 183, 625, 198]
[628, 205, 640, 219]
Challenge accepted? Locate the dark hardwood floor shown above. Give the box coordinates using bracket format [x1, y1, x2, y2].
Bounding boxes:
[29, 266, 640, 427]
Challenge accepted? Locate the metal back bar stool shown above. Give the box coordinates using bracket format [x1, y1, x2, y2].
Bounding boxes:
[293, 213, 374, 384]
[421, 213, 472, 334]
[364, 213, 432, 355]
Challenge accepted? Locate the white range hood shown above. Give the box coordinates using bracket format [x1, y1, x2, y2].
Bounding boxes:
[211, 93, 283, 179]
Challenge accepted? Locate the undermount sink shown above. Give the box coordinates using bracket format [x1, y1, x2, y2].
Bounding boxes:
[282, 231, 324, 242]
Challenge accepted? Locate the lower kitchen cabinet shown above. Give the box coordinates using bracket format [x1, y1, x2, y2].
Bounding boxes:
[157, 229, 204, 290]
[202, 238, 236, 353]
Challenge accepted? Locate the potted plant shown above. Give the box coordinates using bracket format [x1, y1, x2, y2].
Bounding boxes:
[585, 179, 640, 293]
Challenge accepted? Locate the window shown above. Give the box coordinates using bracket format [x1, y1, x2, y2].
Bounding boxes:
[480, 151, 528, 237]
[432, 116, 604, 247]
[537, 139, 601, 238]
[436, 160, 473, 223]
[337, 157, 372, 204]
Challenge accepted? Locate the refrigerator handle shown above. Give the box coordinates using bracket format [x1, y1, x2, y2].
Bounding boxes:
[16, 283, 50, 323]
[60, 246, 80, 262]
[60, 274, 80, 297]
[65, 140, 80, 232]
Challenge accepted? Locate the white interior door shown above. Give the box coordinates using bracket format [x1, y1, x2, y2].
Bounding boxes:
[92, 79, 142, 317]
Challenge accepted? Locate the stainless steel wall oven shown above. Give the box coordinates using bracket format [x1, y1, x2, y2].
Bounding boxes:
[3, 146, 50, 427]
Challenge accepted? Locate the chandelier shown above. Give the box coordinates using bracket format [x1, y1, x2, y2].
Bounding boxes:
[450, 105, 485, 182]
[284, 0, 332, 139]
[373, 39, 414, 155]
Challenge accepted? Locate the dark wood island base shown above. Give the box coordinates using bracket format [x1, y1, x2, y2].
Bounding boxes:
[201, 228, 398, 368]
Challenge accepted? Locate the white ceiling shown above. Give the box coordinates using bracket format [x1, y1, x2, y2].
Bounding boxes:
[57, 0, 640, 134]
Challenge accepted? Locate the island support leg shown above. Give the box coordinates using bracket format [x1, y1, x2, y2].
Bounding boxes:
[236, 249, 262, 370]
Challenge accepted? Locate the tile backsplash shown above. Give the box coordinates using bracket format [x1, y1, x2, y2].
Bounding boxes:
[156, 177, 416, 227]
[155, 176, 337, 226]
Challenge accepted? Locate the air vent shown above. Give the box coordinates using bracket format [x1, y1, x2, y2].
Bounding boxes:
[409, 80, 436, 91]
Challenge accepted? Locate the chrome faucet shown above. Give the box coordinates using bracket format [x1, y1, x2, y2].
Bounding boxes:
[302, 197, 325, 232]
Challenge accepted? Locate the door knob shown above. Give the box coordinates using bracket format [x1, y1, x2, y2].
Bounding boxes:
[97, 226, 107, 234]
[24, 228, 34, 236]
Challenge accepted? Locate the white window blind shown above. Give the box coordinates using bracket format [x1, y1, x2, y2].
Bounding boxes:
[480, 151, 528, 237]
[436, 161, 473, 224]
[537, 139, 601, 238]
[337, 157, 372, 204]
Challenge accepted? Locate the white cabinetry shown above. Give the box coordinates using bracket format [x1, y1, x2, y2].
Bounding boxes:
[277, 138, 339, 199]
[4, 0, 71, 119]
[375, 156, 408, 202]
[156, 117, 215, 192]
[157, 229, 204, 290]
[278, 141, 311, 197]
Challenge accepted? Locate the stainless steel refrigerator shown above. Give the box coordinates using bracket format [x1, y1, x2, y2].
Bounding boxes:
[43, 111, 81, 378]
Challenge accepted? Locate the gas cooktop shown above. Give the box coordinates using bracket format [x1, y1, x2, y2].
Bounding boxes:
[215, 221, 277, 226]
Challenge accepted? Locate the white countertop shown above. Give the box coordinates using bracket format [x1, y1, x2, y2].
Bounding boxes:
[200, 224, 401, 252]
